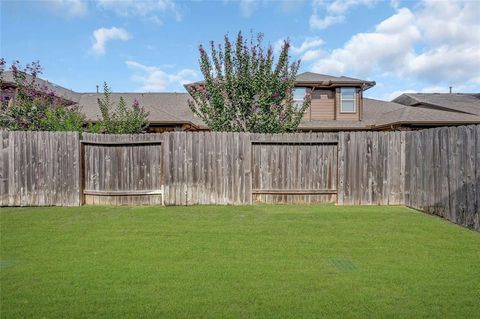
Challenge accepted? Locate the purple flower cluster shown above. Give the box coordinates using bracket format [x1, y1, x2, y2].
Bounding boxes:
[132, 98, 141, 110]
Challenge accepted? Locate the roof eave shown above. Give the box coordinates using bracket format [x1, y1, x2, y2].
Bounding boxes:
[294, 80, 376, 91]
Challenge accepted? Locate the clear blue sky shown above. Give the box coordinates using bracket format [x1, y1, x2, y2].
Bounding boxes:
[1, 0, 479, 100]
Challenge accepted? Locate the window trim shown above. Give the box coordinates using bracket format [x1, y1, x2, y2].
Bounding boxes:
[340, 87, 357, 114]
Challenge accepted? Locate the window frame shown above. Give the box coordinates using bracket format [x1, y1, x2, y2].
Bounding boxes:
[340, 87, 357, 114]
[293, 87, 307, 111]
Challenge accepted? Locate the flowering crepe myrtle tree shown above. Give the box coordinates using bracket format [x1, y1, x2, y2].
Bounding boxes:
[187, 32, 310, 133]
[0, 60, 85, 131]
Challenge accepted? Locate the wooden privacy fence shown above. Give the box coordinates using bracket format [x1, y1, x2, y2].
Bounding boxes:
[338, 131, 405, 205]
[162, 132, 251, 205]
[404, 125, 479, 231]
[162, 132, 338, 205]
[0, 131, 80, 206]
[81, 133, 164, 205]
[250, 133, 338, 204]
[0, 126, 478, 231]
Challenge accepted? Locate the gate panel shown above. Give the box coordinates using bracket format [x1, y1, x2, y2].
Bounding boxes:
[252, 141, 338, 204]
[82, 133, 163, 205]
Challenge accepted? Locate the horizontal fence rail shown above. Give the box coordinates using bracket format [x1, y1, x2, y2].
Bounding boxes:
[1, 126, 478, 231]
[80, 140, 163, 146]
[81, 133, 164, 206]
[251, 132, 338, 204]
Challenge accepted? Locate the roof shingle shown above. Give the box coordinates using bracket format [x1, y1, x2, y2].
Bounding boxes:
[392, 93, 480, 115]
[78, 92, 205, 127]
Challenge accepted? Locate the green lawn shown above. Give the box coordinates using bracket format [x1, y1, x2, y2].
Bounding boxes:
[1, 205, 479, 318]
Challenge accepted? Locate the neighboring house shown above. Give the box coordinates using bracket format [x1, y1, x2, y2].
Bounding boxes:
[392, 93, 480, 116]
[77, 92, 204, 132]
[1, 71, 79, 108]
[291, 72, 480, 131]
[2, 71, 480, 131]
[1, 71, 203, 132]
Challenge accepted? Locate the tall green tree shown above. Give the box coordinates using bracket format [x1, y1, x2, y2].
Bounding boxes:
[188, 32, 310, 133]
[91, 82, 149, 134]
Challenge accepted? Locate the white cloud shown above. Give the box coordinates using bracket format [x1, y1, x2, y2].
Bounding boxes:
[126, 60, 198, 91]
[290, 37, 324, 55]
[406, 46, 480, 83]
[310, 0, 480, 90]
[290, 37, 324, 62]
[47, 0, 87, 16]
[310, 0, 376, 29]
[274, 37, 324, 62]
[416, 0, 480, 47]
[95, 0, 181, 23]
[301, 50, 323, 62]
[309, 14, 344, 29]
[91, 27, 130, 55]
[312, 8, 420, 76]
[404, 0, 480, 83]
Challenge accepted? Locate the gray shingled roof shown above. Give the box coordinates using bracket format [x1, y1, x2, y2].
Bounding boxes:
[185, 72, 376, 91]
[299, 98, 480, 130]
[2, 71, 81, 103]
[295, 72, 375, 87]
[363, 98, 405, 119]
[364, 98, 480, 127]
[392, 93, 480, 116]
[78, 92, 205, 127]
[295, 72, 376, 91]
[1, 71, 205, 127]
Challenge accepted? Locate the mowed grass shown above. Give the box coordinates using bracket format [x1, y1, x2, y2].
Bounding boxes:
[1, 205, 479, 318]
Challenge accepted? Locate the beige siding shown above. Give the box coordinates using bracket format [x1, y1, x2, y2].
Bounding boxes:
[310, 94, 335, 120]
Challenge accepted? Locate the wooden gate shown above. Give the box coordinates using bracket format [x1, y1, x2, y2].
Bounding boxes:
[81, 133, 164, 205]
[251, 138, 338, 204]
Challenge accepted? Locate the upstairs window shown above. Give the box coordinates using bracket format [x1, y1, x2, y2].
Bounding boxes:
[293, 87, 306, 111]
[340, 88, 356, 113]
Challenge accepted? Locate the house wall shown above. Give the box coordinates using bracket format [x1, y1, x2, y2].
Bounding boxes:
[302, 87, 363, 122]
[309, 89, 335, 120]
